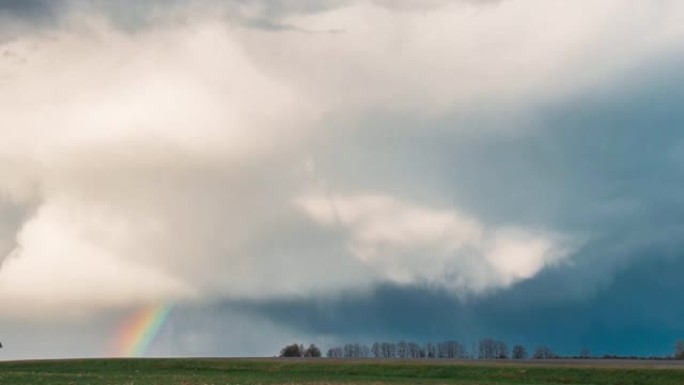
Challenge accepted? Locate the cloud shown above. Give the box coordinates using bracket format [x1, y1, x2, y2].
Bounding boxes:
[2, 0, 684, 321]
[0, 0, 55, 18]
[244, 253, 684, 357]
[0, 19, 324, 316]
[297, 192, 569, 293]
[0, 200, 197, 314]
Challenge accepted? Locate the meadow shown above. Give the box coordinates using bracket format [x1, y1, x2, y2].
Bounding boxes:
[1, 358, 684, 385]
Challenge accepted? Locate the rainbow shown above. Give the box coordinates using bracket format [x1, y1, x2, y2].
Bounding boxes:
[114, 304, 173, 357]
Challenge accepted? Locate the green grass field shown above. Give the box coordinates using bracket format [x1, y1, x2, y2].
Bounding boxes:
[1, 358, 684, 385]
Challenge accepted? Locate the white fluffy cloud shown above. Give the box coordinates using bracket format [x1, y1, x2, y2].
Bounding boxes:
[0, 19, 319, 316]
[2, 0, 684, 318]
[297, 192, 568, 293]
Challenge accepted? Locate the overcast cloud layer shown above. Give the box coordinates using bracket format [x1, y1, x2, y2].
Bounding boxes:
[2, 0, 684, 358]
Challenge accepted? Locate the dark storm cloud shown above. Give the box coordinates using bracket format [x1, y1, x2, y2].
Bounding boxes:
[229, 52, 684, 357]
[0, 0, 498, 32]
[0, 0, 59, 38]
[0, 0, 344, 24]
[310, 49, 684, 291]
[0, 0, 57, 18]
[237, 254, 684, 357]
[0, 0, 336, 35]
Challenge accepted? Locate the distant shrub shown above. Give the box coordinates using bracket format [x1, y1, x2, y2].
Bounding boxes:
[533, 346, 557, 359]
[280, 343, 321, 358]
[280, 343, 304, 357]
[512, 345, 528, 359]
[304, 344, 321, 357]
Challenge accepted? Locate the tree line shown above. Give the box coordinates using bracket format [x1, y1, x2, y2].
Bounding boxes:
[280, 338, 684, 360]
[281, 339, 544, 359]
[324, 339, 555, 359]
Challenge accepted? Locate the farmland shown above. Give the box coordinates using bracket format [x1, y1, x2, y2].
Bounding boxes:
[1, 358, 684, 385]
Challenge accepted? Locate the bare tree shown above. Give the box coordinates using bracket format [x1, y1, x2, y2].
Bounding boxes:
[480, 338, 493, 359]
[371, 342, 382, 358]
[397, 341, 408, 358]
[512, 345, 527, 360]
[495, 341, 508, 359]
[479, 338, 495, 359]
[341, 343, 369, 358]
[675, 340, 684, 360]
[425, 343, 436, 358]
[360, 344, 371, 358]
[479, 338, 507, 359]
[303, 344, 321, 357]
[533, 345, 556, 359]
[579, 347, 590, 359]
[418, 344, 427, 358]
[380, 342, 397, 358]
[407, 342, 421, 358]
[458, 342, 468, 358]
[326, 347, 343, 358]
[356, 344, 367, 358]
[437, 341, 447, 358]
[433, 340, 465, 359]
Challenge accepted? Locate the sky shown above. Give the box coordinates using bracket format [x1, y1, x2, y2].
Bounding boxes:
[1, 0, 684, 360]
